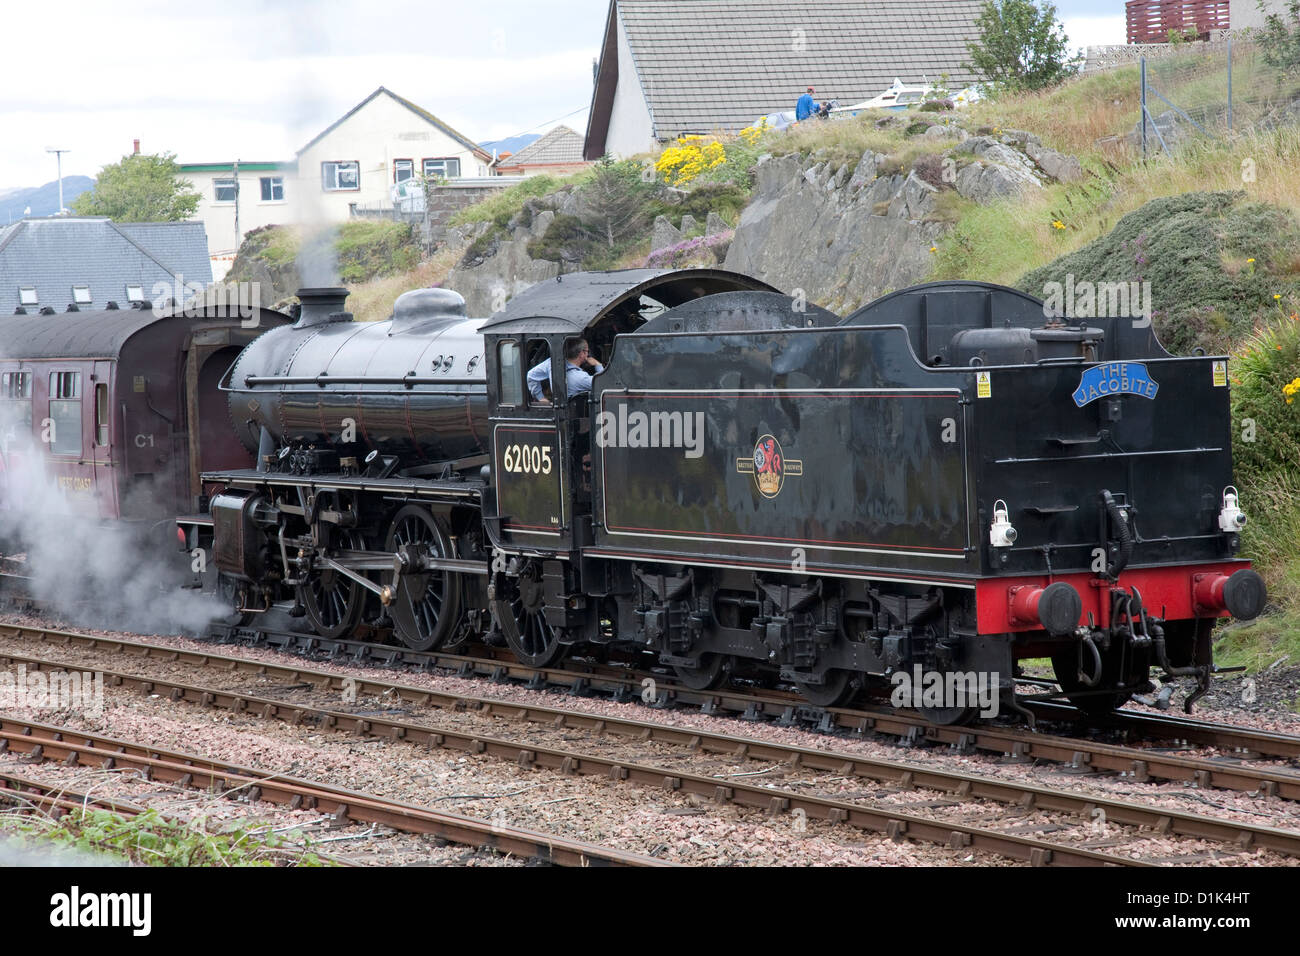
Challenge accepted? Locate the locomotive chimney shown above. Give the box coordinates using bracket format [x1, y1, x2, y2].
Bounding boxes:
[293, 286, 353, 328]
[133, 138, 140, 154]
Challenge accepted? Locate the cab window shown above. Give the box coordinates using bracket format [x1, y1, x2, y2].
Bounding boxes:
[526, 338, 552, 406]
[498, 341, 522, 406]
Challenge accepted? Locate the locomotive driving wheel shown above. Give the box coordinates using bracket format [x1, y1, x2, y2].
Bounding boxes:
[299, 530, 368, 640]
[794, 669, 857, 708]
[384, 506, 461, 651]
[672, 653, 730, 690]
[492, 561, 565, 668]
[916, 702, 976, 725]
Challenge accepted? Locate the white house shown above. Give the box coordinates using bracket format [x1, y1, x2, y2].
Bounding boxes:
[177, 87, 491, 277]
[293, 87, 492, 221]
[178, 161, 291, 281]
[1232, 0, 1287, 33]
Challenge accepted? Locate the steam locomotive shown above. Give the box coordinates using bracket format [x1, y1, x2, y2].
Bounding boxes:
[192, 268, 1266, 722]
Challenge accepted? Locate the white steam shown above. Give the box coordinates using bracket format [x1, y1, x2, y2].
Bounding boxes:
[0, 405, 224, 636]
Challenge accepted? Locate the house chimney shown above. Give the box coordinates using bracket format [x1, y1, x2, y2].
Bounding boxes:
[133, 139, 140, 154]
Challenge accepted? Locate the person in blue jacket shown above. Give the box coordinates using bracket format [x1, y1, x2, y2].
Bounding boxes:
[795, 86, 818, 121]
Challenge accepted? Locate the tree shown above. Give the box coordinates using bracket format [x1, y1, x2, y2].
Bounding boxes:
[72, 151, 200, 221]
[579, 156, 652, 251]
[963, 0, 1076, 93]
[1257, 0, 1300, 69]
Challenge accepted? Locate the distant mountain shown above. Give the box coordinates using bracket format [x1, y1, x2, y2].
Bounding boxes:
[0, 175, 94, 223]
[478, 134, 540, 158]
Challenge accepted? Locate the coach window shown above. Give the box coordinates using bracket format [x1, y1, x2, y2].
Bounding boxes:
[1, 371, 32, 430]
[94, 383, 109, 446]
[49, 371, 81, 456]
[498, 340, 523, 407]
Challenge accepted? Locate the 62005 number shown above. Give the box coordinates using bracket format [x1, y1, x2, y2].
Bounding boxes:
[501, 443, 553, 475]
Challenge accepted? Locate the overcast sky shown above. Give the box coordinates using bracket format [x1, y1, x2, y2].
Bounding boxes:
[1, 0, 1123, 190]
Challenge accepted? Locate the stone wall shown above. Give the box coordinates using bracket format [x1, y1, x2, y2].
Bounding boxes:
[424, 181, 513, 243]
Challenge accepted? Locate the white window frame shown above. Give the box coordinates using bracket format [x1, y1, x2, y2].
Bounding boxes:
[321, 161, 360, 191]
[259, 176, 285, 202]
[72, 285, 92, 305]
[2, 371, 31, 399]
[422, 157, 461, 179]
[18, 287, 38, 306]
[394, 159, 414, 183]
[213, 178, 238, 203]
[126, 285, 144, 303]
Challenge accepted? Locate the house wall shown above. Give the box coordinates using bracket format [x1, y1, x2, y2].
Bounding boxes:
[1232, 0, 1286, 32]
[604, 11, 656, 158]
[182, 166, 291, 280]
[294, 93, 489, 223]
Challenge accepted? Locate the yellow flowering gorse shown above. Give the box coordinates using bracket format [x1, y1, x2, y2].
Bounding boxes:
[656, 134, 727, 186]
[1284, 376, 1300, 405]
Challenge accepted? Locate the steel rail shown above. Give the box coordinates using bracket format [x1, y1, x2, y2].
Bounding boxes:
[0, 716, 662, 868]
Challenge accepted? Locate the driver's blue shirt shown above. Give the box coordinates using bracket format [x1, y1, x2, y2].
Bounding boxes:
[527, 358, 604, 400]
[796, 92, 817, 120]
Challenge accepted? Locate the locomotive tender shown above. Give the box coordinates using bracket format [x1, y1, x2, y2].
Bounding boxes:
[199, 268, 1265, 722]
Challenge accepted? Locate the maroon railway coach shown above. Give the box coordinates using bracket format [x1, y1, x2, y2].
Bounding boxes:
[0, 299, 290, 550]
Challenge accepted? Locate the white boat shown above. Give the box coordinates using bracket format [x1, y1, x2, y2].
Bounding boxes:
[829, 79, 984, 118]
[831, 78, 933, 116]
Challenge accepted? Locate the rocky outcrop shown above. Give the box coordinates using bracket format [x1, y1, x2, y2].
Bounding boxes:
[651, 215, 683, 252]
[951, 137, 1044, 202]
[442, 119, 1086, 316]
[445, 211, 563, 316]
[724, 152, 948, 314]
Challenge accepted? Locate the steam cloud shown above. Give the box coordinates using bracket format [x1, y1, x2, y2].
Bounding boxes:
[0, 405, 224, 636]
[297, 225, 340, 288]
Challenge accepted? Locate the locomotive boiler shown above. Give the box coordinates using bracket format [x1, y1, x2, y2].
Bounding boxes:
[196, 268, 1266, 723]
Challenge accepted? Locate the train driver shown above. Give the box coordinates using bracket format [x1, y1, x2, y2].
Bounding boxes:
[527, 338, 603, 404]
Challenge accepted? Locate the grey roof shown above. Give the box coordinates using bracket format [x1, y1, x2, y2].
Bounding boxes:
[0, 305, 178, 360]
[586, 0, 984, 155]
[0, 301, 291, 361]
[480, 267, 778, 334]
[297, 87, 491, 161]
[496, 125, 587, 168]
[0, 217, 212, 315]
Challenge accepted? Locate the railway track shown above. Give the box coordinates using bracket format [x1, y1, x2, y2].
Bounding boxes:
[178, 621, 1300, 796]
[195, 620, 1300, 760]
[2, 622, 1298, 864]
[0, 714, 663, 867]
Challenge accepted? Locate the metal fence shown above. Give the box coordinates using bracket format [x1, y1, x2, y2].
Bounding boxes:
[1138, 39, 1300, 156]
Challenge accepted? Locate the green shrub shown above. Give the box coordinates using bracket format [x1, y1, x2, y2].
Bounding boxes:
[526, 213, 599, 265]
[448, 173, 586, 228]
[1018, 191, 1300, 354]
[1231, 316, 1300, 491]
[5, 808, 330, 867]
[335, 221, 419, 284]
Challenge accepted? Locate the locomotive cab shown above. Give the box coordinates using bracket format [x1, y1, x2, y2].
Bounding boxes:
[479, 269, 781, 560]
